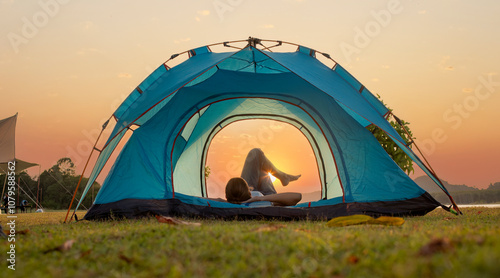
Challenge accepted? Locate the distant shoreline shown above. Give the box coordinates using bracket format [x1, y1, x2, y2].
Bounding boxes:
[446, 204, 500, 208]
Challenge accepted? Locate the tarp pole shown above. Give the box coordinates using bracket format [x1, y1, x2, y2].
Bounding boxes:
[64, 118, 110, 223]
[17, 176, 20, 210]
[36, 165, 41, 210]
[17, 179, 42, 210]
[1, 174, 7, 203]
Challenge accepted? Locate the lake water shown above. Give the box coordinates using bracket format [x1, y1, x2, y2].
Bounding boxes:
[454, 204, 500, 208]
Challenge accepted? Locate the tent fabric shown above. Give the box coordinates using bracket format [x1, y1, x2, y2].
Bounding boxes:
[0, 114, 38, 173]
[77, 52, 237, 201]
[0, 113, 17, 163]
[82, 42, 447, 220]
[108, 51, 235, 144]
[0, 159, 38, 174]
[75, 128, 128, 210]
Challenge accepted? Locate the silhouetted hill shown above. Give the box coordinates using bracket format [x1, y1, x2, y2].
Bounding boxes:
[414, 176, 479, 193]
[297, 178, 499, 205]
[414, 176, 500, 204]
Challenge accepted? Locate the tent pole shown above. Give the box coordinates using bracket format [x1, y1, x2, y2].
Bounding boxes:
[390, 112, 462, 215]
[64, 118, 110, 223]
[391, 112, 437, 175]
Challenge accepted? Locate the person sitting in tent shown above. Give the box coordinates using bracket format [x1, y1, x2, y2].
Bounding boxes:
[225, 177, 302, 206]
[225, 148, 302, 206]
[241, 148, 301, 195]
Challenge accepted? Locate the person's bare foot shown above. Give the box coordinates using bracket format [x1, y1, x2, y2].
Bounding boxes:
[280, 174, 301, 186]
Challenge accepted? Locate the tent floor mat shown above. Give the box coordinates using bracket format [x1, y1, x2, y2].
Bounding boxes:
[83, 192, 441, 221]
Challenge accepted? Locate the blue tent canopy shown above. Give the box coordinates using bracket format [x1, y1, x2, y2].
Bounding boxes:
[79, 38, 455, 220]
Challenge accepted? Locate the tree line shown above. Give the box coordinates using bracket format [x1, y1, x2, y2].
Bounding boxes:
[1, 158, 100, 210]
[431, 184, 500, 205]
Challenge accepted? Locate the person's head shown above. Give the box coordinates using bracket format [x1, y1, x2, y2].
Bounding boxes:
[225, 177, 251, 204]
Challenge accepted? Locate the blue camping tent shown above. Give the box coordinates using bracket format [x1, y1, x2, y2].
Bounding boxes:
[76, 38, 457, 220]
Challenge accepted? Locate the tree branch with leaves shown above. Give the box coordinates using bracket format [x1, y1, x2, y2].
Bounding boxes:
[367, 96, 416, 175]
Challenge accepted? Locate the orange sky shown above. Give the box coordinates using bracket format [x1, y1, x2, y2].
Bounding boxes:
[1, 1, 500, 190]
[206, 119, 321, 199]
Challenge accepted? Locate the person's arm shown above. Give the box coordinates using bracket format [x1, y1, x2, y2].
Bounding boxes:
[204, 197, 227, 202]
[241, 192, 302, 206]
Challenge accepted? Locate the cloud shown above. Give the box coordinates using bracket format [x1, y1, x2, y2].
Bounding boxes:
[174, 38, 191, 44]
[269, 124, 284, 131]
[440, 55, 450, 64]
[462, 88, 473, 93]
[261, 24, 275, 29]
[117, 73, 132, 79]
[418, 10, 427, 15]
[76, 48, 103, 55]
[80, 21, 94, 31]
[197, 10, 210, 16]
[438, 56, 454, 71]
[195, 10, 210, 22]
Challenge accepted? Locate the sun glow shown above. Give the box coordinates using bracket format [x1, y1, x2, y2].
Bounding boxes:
[268, 172, 277, 183]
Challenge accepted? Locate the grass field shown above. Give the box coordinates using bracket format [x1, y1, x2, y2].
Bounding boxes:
[1, 207, 500, 278]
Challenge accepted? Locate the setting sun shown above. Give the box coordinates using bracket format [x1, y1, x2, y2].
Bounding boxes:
[268, 172, 277, 183]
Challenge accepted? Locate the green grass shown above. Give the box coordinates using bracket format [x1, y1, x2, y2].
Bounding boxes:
[2, 207, 500, 278]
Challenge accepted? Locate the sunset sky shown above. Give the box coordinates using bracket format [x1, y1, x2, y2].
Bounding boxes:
[1, 0, 499, 194]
